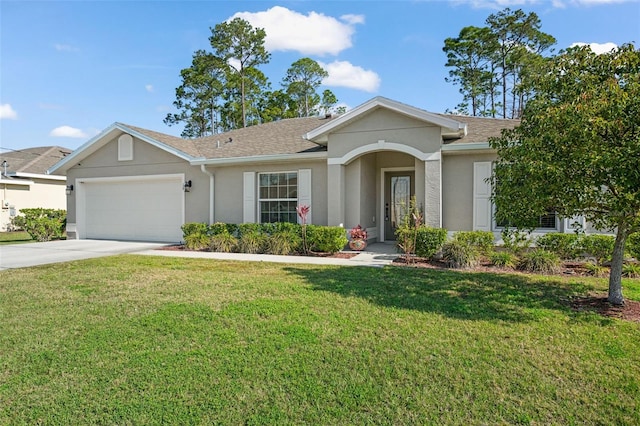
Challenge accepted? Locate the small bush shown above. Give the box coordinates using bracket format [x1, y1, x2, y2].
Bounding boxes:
[181, 222, 208, 239]
[209, 222, 232, 236]
[10, 208, 66, 242]
[627, 233, 640, 260]
[184, 233, 211, 250]
[582, 234, 615, 264]
[414, 227, 448, 259]
[622, 262, 640, 279]
[536, 233, 582, 260]
[501, 228, 531, 255]
[209, 231, 238, 253]
[453, 231, 495, 256]
[490, 251, 518, 268]
[441, 240, 479, 269]
[517, 249, 560, 274]
[237, 231, 267, 254]
[306, 225, 348, 254]
[583, 261, 608, 277]
[267, 231, 300, 255]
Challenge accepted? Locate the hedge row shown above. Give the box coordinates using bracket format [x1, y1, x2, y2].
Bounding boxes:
[536, 232, 640, 264]
[182, 222, 348, 255]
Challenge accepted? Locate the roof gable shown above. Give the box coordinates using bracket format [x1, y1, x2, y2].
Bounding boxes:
[304, 96, 467, 144]
[49, 123, 203, 174]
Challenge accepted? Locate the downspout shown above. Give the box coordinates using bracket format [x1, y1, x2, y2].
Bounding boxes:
[200, 165, 215, 224]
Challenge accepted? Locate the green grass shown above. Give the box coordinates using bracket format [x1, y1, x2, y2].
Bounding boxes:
[0, 231, 33, 244]
[1, 256, 639, 425]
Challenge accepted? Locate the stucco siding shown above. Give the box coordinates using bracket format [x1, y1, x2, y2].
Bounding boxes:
[442, 152, 497, 231]
[211, 160, 328, 225]
[327, 109, 442, 159]
[1, 179, 66, 231]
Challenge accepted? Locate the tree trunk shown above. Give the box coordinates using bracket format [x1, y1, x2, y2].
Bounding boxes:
[608, 227, 627, 306]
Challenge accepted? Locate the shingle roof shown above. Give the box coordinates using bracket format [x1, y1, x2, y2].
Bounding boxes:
[0, 146, 71, 175]
[437, 114, 520, 144]
[114, 113, 517, 162]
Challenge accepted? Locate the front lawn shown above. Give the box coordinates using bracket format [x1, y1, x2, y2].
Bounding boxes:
[1, 256, 638, 424]
[0, 231, 32, 245]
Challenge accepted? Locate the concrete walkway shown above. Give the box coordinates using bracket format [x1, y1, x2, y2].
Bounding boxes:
[136, 242, 401, 267]
[0, 240, 401, 270]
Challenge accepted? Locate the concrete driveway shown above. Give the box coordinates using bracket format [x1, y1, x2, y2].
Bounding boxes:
[0, 239, 168, 270]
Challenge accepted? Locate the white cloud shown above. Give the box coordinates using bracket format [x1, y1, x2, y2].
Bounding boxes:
[232, 6, 364, 56]
[145, 84, 154, 93]
[54, 43, 79, 52]
[320, 61, 381, 92]
[0, 104, 18, 120]
[49, 126, 88, 138]
[570, 42, 618, 54]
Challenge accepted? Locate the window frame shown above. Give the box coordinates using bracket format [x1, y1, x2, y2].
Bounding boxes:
[257, 171, 299, 224]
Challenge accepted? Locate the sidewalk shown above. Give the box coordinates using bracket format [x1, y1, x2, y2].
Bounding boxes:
[136, 242, 401, 267]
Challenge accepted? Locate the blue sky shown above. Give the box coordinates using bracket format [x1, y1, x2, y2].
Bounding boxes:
[1, 0, 639, 152]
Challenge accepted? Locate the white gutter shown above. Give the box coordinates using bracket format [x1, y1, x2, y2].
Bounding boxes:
[200, 165, 215, 224]
[441, 142, 492, 152]
[9, 172, 66, 181]
[191, 151, 327, 166]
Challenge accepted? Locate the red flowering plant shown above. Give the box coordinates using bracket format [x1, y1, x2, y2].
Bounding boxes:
[349, 224, 367, 240]
[296, 205, 310, 254]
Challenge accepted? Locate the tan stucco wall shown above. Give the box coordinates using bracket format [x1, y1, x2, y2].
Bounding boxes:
[327, 109, 442, 159]
[1, 179, 66, 231]
[210, 160, 328, 225]
[66, 135, 208, 225]
[442, 152, 497, 231]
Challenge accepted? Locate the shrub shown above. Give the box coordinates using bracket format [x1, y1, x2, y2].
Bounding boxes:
[627, 233, 640, 261]
[500, 228, 531, 255]
[517, 249, 560, 274]
[209, 222, 232, 236]
[536, 233, 582, 260]
[490, 251, 518, 268]
[414, 227, 447, 259]
[441, 240, 479, 269]
[582, 234, 615, 264]
[209, 231, 238, 253]
[237, 231, 267, 254]
[453, 231, 495, 256]
[236, 223, 262, 238]
[10, 208, 66, 242]
[266, 231, 300, 255]
[622, 262, 640, 279]
[306, 225, 348, 254]
[184, 233, 211, 250]
[181, 222, 208, 239]
[584, 262, 609, 278]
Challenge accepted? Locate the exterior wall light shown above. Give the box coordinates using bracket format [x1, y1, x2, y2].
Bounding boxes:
[66, 184, 74, 195]
[183, 180, 192, 192]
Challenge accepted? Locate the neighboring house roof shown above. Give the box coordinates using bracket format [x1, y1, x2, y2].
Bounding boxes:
[1, 146, 70, 180]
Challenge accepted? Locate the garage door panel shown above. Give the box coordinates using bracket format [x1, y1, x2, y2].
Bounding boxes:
[83, 177, 183, 242]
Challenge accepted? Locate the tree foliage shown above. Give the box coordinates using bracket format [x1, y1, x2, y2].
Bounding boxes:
[282, 57, 328, 117]
[165, 19, 340, 136]
[490, 43, 640, 304]
[443, 8, 556, 118]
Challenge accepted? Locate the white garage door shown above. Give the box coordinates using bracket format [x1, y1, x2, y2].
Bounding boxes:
[82, 176, 184, 242]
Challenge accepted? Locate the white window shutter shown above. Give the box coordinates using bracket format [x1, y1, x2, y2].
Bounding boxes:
[298, 169, 312, 224]
[473, 162, 492, 231]
[118, 134, 133, 161]
[243, 172, 256, 223]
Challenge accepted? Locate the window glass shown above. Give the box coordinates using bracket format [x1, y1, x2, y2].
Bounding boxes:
[258, 172, 298, 223]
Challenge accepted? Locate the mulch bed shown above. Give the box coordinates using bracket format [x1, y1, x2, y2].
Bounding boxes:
[568, 295, 640, 323]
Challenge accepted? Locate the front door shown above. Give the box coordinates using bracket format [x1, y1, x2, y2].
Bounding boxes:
[384, 171, 415, 241]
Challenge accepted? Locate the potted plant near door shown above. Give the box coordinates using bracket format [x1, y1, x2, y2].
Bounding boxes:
[348, 224, 368, 251]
